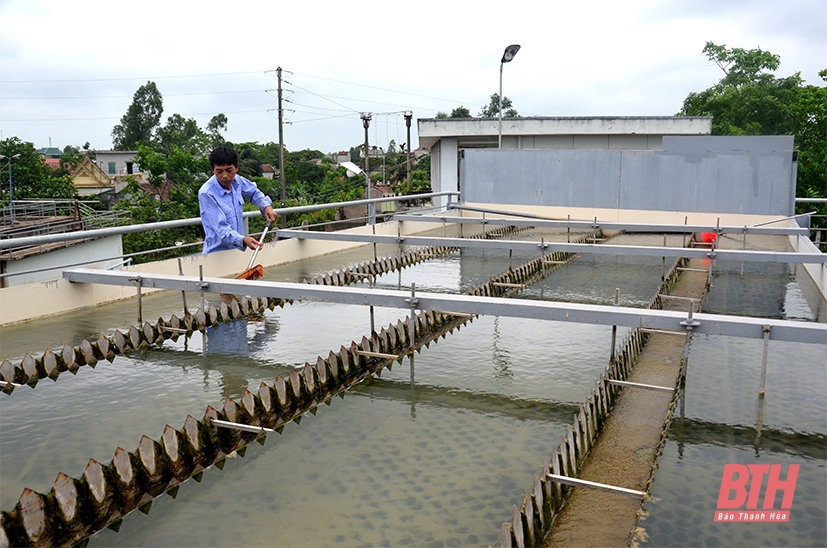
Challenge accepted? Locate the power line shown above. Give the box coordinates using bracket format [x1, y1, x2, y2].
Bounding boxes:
[0, 70, 265, 84]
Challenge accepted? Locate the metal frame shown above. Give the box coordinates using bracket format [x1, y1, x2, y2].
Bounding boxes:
[62, 268, 827, 345]
[275, 229, 827, 265]
[0, 192, 460, 251]
[394, 212, 809, 237]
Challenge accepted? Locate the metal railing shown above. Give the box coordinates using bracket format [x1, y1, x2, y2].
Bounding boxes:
[0, 192, 458, 251]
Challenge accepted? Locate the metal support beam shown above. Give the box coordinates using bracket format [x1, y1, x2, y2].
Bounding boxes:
[419, 205, 810, 236]
[62, 268, 827, 345]
[607, 379, 674, 392]
[546, 474, 646, 498]
[275, 229, 827, 265]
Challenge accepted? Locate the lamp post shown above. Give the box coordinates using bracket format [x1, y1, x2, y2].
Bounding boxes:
[361, 113, 372, 225]
[498, 44, 521, 149]
[0, 153, 21, 223]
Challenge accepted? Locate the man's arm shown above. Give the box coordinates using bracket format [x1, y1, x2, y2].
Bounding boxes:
[239, 178, 277, 223]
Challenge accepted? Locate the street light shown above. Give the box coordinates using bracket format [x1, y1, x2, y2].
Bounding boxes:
[0, 153, 21, 223]
[499, 44, 521, 149]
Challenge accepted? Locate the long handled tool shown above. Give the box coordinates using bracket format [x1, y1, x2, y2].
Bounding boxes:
[237, 221, 272, 281]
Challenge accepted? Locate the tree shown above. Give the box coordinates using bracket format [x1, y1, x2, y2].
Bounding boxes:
[678, 42, 826, 245]
[207, 113, 228, 148]
[436, 106, 473, 119]
[0, 137, 77, 201]
[111, 81, 164, 150]
[155, 114, 211, 156]
[479, 93, 517, 118]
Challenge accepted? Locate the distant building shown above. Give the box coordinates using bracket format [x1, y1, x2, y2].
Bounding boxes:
[94, 150, 139, 177]
[261, 164, 276, 180]
[334, 151, 350, 165]
[37, 147, 62, 158]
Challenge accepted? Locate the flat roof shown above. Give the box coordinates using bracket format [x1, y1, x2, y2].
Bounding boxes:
[417, 116, 713, 148]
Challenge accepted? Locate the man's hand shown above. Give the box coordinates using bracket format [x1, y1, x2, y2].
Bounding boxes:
[242, 236, 263, 251]
[263, 205, 278, 223]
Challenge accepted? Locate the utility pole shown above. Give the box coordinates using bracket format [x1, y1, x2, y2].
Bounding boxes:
[277, 67, 286, 229]
[404, 111, 412, 193]
[361, 113, 372, 225]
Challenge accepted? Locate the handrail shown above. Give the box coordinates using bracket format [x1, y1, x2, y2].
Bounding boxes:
[0, 192, 459, 251]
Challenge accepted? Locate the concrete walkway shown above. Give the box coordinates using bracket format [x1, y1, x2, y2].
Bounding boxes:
[545, 260, 709, 547]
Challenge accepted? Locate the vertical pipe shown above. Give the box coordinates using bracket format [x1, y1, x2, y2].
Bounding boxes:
[177, 258, 188, 316]
[593, 217, 597, 243]
[567, 214, 571, 244]
[135, 276, 143, 324]
[682, 215, 688, 248]
[680, 302, 695, 385]
[369, 274, 376, 339]
[199, 265, 205, 312]
[741, 225, 747, 277]
[482, 211, 486, 239]
[408, 283, 417, 350]
[404, 112, 412, 195]
[662, 234, 667, 281]
[610, 288, 619, 364]
[759, 326, 771, 397]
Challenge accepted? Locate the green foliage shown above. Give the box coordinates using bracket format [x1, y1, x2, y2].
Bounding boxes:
[0, 137, 78, 201]
[207, 113, 228, 148]
[113, 178, 202, 263]
[112, 81, 164, 150]
[156, 114, 211, 155]
[679, 42, 827, 246]
[450, 106, 472, 118]
[480, 93, 517, 118]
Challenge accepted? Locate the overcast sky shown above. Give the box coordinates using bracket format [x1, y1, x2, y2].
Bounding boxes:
[1, 0, 825, 155]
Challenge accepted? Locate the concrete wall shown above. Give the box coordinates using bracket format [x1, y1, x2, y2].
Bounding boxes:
[461, 136, 796, 217]
[2, 236, 124, 288]
[0, 219, 445, 326]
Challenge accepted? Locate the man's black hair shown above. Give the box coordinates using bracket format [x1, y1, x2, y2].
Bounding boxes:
[209, 146, 239, 168]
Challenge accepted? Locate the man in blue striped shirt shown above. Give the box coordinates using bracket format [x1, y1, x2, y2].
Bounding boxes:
[198, 146, 278, 254]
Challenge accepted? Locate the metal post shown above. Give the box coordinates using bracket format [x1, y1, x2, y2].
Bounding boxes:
[129, 275, 143, 324]
[498, 61, 504, 149]
[662, 234, 667, 281]
[567, 214, 571, 243]
[407, 283, 417, 350]
[682, 216, 688, 248]
[277, 67, 287, 230]
[404, 112, 413, 194]
[593, 217, 597, 243]
[540, 237, 546, 276]
[361, 113, 372, 226]
[679, 301, 700, 385]
[759, 325, 771, 397]
[482, 211, 486, 239]
[199, 265, 205, 312]
[741, 225, 747, 277]
[610, 288, 619, 364]
[178, 258, 188, 316]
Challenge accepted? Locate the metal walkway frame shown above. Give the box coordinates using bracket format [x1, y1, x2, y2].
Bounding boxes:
[393, 214, 809, 237]
[63, 268, 827, 345]
[274, 229, 827, 265]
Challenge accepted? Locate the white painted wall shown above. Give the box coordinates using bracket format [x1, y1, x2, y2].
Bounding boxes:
[2, 236, 124, 287]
